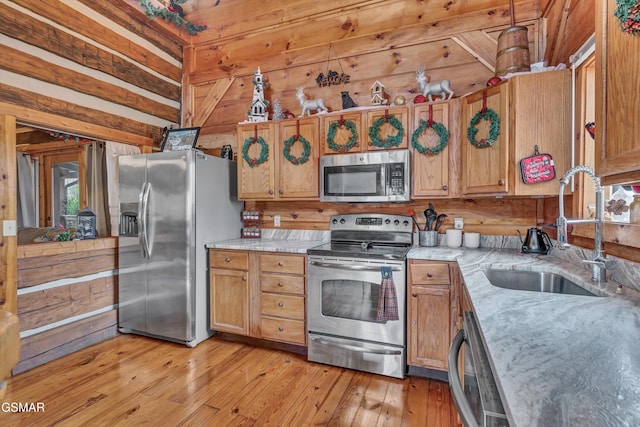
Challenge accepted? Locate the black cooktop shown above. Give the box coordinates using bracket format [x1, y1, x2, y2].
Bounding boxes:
[307, 241, 411, 261]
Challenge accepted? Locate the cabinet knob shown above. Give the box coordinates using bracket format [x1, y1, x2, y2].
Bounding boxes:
[427, 272, 433, 278]
[278, 326, 284, 332]
[442, 185, 448, 191]
[241, 276, 247, 281]
[278, 189, 284, 195]
[225, 257, 231, 262]
[498, 179, 505, 186]
[278, 261, 284, 267]
[278, 302, 284, 307]
[277, 282, 284, 287]
[412, 293, 417, 297]
[268, 189, 274, 195]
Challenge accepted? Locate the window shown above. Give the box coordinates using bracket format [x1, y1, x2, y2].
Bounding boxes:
[41, 152, 85, 228]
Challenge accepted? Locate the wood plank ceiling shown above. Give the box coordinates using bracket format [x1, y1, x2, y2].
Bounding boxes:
[154, 0, 593, 149]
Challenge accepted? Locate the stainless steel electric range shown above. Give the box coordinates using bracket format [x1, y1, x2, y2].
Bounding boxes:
[306, 213, 413, 378]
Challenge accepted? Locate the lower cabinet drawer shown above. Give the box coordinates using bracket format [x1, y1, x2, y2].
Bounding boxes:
[261, 293, 305, 319]
[261, 317, 305, 345]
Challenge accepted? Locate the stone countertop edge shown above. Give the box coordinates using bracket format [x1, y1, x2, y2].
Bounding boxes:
[408, 246, 640, 427]
[205, 238, 327, 254]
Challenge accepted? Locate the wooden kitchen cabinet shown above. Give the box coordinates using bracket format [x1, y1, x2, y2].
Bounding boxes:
[209, 249, 307, 346]
[407, 260, 458, 371]
[258, 253, 306, 345]
[237, 118, 320, 200]
[321, 111, 364, 154]
[209, 250, 250, 335]
[460, 69, 571, 197]
[596, 0, 640, 183]
[364, 106, 409, 151]
[411, 99, 460, 198]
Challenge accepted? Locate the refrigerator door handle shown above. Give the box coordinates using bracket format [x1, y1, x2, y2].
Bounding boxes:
[138, 182, 151, 258]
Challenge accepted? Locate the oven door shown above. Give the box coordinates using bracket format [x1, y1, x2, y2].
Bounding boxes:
[307, 256, 405, 346]
[448, 311, 509, 427]
[307, 255, 406, 378]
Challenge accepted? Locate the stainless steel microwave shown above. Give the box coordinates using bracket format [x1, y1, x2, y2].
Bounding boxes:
[320, 150, 410, 203]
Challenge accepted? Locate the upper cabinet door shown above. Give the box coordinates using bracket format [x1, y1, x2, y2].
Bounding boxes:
[596, 0, 640, 182]
[365, 106, 409, 151]
[460, 84, 510, 196]
[321, 112, 363, 154]
[411, 100, 460, 199]
[277, 117, 320, 199]
[237, 122, 276, 199]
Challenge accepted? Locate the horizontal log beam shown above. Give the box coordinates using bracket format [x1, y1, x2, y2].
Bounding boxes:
[0, 85, 163, 143]
[0, 6, 180, 101]
[0, 45, 179, 123]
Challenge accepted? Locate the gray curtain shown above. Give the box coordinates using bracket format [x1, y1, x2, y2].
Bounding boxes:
[85, 142, 110, 237]
[16, 153, 37, 227]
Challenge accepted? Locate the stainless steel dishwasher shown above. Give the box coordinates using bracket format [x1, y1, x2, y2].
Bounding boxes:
[448, 311, 509, 427]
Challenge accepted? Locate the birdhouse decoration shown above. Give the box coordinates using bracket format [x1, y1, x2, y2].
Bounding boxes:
[76, 207, 97, 240]
[247, 67, 270, 122]
[370, 81, 388, 105]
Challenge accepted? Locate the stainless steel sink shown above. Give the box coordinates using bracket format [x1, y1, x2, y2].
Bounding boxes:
[482, 269, 599, 297]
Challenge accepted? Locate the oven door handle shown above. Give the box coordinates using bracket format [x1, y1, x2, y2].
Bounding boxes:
[448, 329, 479, 427]
[309, 336, 402, 355]
[309, 261, 402, 272]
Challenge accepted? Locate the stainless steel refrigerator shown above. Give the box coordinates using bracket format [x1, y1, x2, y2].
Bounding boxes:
[117, 150, 242, 347]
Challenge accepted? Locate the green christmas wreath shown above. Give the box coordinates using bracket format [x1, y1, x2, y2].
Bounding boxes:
[327, 120, 358, 152]
[467, 108, 500, 148]
[411, 119, 449, 155]
[614, 0, 640, 36]
[282, 135, 311, 165]
[242, 136, 269, 167]
[369, 115, 404, 148]
[138, 0, 207, 35]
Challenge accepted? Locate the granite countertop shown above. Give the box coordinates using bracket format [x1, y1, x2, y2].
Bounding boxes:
[408, 246, 640, 427]
[206, 237, 326, 254]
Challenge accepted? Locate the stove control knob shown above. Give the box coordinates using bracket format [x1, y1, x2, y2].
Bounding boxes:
[403, 220, 409, 226]
[332, 218, 338, 224]
[385, 219, 391, 224]
[340, 218, 346, 224]
[394, 219, 400, 225]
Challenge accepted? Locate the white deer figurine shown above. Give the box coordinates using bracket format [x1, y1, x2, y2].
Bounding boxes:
[416, 67, 454, 102]
[296, 87, 328, 117]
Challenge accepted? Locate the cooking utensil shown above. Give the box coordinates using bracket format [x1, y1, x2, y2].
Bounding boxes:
[424, 203, 438, 231]
[435, 214, 448, 232]
[407, 209, 420, 231]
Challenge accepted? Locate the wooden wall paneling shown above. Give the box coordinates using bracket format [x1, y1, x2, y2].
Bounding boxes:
[190, 2, 541, 83]
[192, 78, 236, 128]
[0, 6, 180, 101]
[186, 0, 539, 47]
[543, 0, 595, 66]
[10, 0, 182, 83]
[0, 46, 179, 124]
[0, 85, 163, 142]
[13, 310, 118, 375]
[0, 115, 17, 313]
[76, 0, 186, 60]
[451, 30, 499, 73]
[244, 198, 541, 235]
[17, 276, 117, 331]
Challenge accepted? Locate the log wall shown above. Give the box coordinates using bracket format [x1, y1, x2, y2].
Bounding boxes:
[0, 0, 184, 147]
[13, 238, 118, 374]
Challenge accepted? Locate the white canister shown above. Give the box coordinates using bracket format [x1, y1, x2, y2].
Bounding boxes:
[464, 232, 480, 249]
[445, 229, 462, 248]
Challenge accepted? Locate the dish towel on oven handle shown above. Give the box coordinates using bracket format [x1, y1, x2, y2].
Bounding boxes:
[377, 266, 399, 321]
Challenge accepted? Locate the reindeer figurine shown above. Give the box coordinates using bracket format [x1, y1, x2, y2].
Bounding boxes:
[416, 67, 454, 102]
[296, 87, 328, 117]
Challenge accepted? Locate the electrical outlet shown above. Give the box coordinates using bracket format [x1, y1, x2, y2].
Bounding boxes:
[3, 220, 17, 236]
[274, 215, 281, 227]
[454, 218, 464, 230]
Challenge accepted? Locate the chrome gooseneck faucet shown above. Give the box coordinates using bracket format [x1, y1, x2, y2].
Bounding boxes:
[557, 165, 611, 282]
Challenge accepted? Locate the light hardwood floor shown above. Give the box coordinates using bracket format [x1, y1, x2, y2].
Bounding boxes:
[1, 334, 458, 426]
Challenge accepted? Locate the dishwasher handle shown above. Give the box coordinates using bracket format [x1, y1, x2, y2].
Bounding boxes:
[448, 329, 479, 427]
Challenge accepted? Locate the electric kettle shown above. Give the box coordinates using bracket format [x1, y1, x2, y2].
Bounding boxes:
[519, 227, 553, 255]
